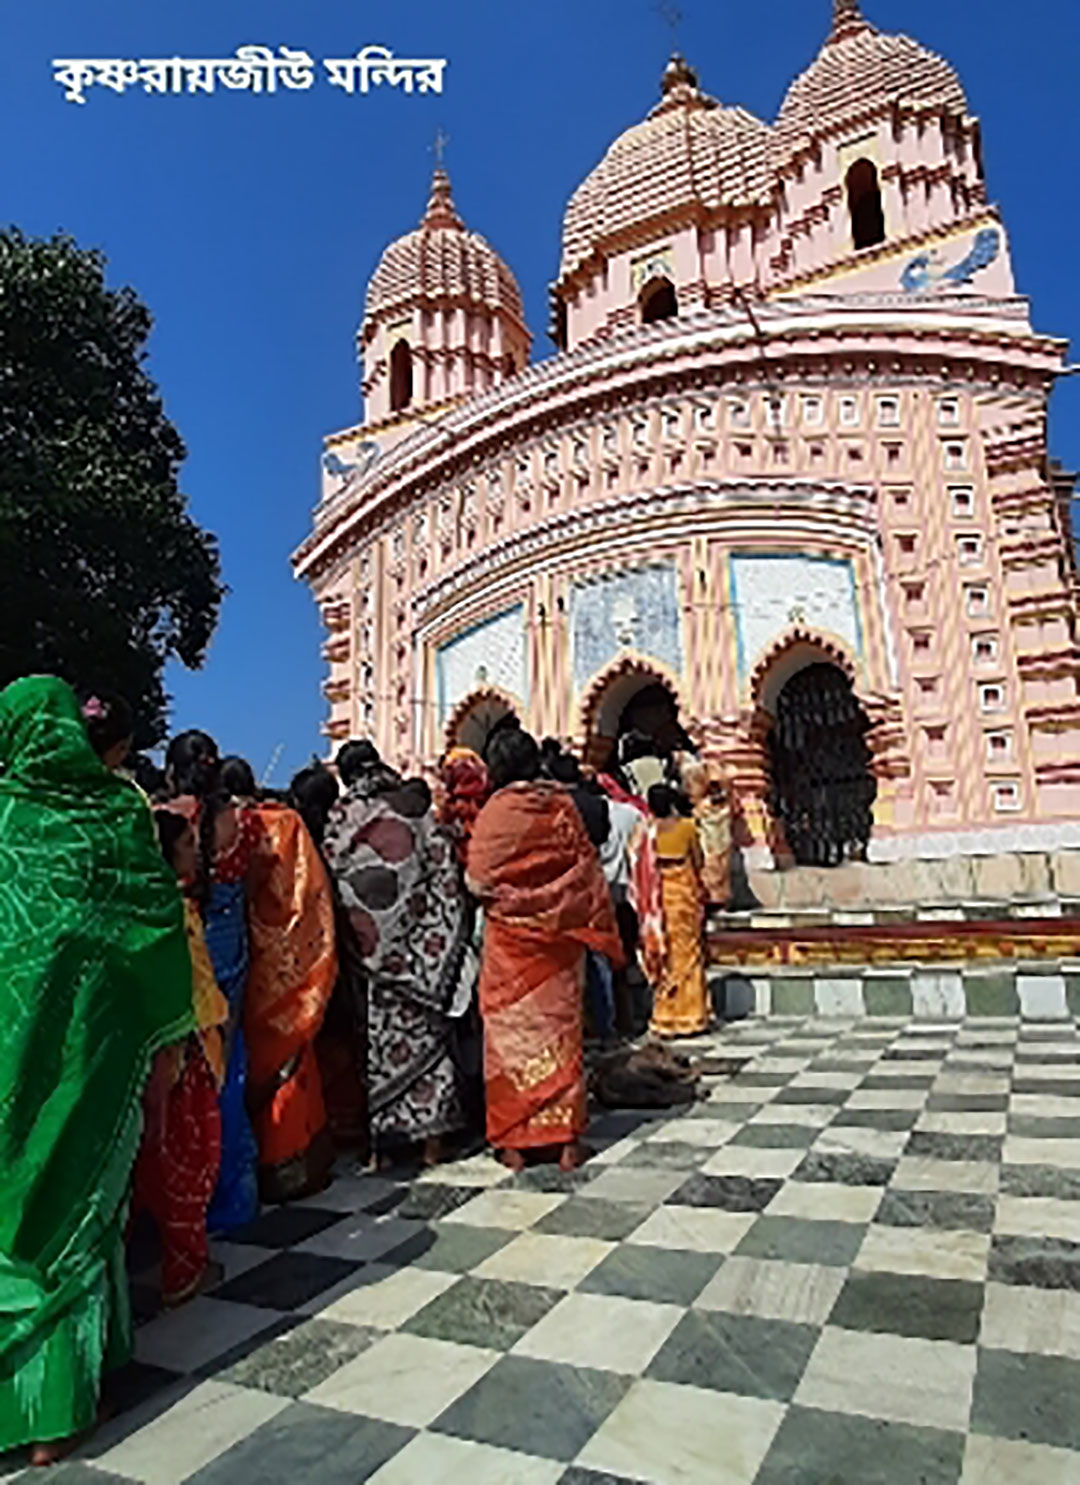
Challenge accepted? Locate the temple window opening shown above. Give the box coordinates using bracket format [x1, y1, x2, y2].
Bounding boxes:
[966, 586, 991, 618]
[846, 158, 886, 250]
[980, 682, 1006, 712]
[728, 398, 751, 428]
[839, 394, 859, 426]
[986, 731, 1013, 761]
[951, 487, 975, 517]
[389, 339, 413, 413]
[993, 782, 1021, 812]
[944, 440, 968, 470]
[973, 634, 999, 665]
[801, 394, 824, 426]
[877, 396, 900, 427]
[640, 276, 678, 324]
[957, 534, 983, 564]
[938, 397, 961, 426]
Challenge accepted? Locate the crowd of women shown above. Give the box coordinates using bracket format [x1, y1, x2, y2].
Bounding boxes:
[0, 674, 733, 1465]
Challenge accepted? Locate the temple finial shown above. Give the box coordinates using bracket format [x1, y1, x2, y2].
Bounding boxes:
[422, 164, 463, 230]
[661, 51, 699, 95]
[830, 0, 870, 38]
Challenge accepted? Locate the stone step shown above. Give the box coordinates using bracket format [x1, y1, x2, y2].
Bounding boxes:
[740, 849, 1080, 914]
[709, 965, 1080, 1021]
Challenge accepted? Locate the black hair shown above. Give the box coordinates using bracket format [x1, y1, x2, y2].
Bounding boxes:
[336, 738, 381, 787]
[221, 755, 257, 799]
[288, 762, 340, 846]
[153, 809, 191, 873]
[648, 783, 677, 819]
[130, 753, 166, 800]
[79, 689, 134, 759]
[165, 729, 225, 913]
[547, 752, 582, 787]
[405, 777, 433, 812]
[539, 737, 563, 761]
[487, 728, 541, 790]
[672, 789, 694, 818]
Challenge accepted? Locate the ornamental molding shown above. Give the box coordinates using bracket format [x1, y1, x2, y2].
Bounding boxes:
[411, 479, 877, 623]
[296, 297, 1060, 580]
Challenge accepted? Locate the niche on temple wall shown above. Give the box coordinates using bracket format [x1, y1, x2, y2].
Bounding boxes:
[837, 135, 888, 252]
[631, 246, 677, 326]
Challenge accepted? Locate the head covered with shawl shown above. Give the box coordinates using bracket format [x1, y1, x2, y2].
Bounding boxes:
[323, 766, 472, 1135]
[0, 676, 194, 1450]
[437, 747, 492, 866]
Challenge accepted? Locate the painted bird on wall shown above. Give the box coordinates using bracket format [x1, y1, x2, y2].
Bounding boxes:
[322, 440, 382, 484]
[900, 227, 1000, 293]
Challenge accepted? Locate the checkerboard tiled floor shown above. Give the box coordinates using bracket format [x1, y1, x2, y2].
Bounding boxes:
[12, 1015, 1080, 1484]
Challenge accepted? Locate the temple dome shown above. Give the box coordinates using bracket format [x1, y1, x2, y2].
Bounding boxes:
[364, 169, 525, 330]
[560, 56, 772, 282]
[776, 0, 967, 156]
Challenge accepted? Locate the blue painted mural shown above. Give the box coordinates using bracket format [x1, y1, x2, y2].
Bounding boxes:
[570, 562, 683, 692]
[900, 227, 1000, 293]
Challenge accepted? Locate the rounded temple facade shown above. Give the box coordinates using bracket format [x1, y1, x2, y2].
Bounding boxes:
[295, 0, 1080, 867]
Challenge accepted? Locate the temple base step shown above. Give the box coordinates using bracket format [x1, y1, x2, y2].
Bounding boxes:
[708, 965, 1080, 1021]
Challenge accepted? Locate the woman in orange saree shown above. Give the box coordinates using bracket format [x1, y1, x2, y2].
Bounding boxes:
[467, 730, 623, 1172]
[631, 784, 711, 1038]
[244, 803, 338, 1203]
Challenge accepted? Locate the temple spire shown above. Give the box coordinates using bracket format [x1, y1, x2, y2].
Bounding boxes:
[829, 0, 871, 39]
[421, 166, 463, 230]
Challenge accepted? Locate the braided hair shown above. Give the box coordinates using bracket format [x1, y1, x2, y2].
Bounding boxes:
[164, 729, 226, 913]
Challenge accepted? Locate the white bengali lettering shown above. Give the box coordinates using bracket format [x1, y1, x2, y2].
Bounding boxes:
[51, 58, 98, 103]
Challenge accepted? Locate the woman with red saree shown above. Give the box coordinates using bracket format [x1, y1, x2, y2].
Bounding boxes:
[244, 801, 338, 1203]
[466, 729, 623, 1172]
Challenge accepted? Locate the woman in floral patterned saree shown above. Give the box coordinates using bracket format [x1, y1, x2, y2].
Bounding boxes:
[322, 747, 472, 1166]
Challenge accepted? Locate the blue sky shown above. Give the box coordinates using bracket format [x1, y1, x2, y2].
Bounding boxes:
[4, 1, 1078, 786]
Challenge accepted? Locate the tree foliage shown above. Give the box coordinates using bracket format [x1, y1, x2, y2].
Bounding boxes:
[0, 230, 223, 746]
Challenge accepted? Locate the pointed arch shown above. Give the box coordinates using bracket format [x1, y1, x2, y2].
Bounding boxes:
[443, 684, 521, 757]
[577, 653, 700, 763]
[750, 628, 859, 715]
[389, 338, 413, 413]
[846, 159, 885, 251]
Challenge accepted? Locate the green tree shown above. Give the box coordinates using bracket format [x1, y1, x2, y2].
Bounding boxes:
[0, 230, 223, 747]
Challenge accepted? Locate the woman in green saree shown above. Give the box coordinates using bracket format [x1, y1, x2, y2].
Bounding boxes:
[0, 677, 195, 1465]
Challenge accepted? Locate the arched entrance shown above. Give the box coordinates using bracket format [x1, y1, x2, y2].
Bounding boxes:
[444, 687, 520, 760]
[766, 662, 876, 866]
[580, 660, 696, 772]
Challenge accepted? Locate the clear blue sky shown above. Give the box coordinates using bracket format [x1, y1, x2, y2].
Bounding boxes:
[4, 1, 1078, 786]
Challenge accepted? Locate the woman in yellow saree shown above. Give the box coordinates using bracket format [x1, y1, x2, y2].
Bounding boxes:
[631, 784, 711, 1038]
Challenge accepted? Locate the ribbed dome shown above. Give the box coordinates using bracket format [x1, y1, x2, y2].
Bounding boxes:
[364, 169, 525, 329]
[560, 56, 773, 281]
[776, 0, 967, 155]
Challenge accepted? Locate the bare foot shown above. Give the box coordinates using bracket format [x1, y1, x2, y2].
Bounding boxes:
[558, 1141, 591, 1172]
[29, 1401, 112, 1467]
[31, 1439, 81, 1468]
[164, 1259, 225, 1309]
[422, 1135, 444, 1168]
[496, 1148, 526, 1173]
